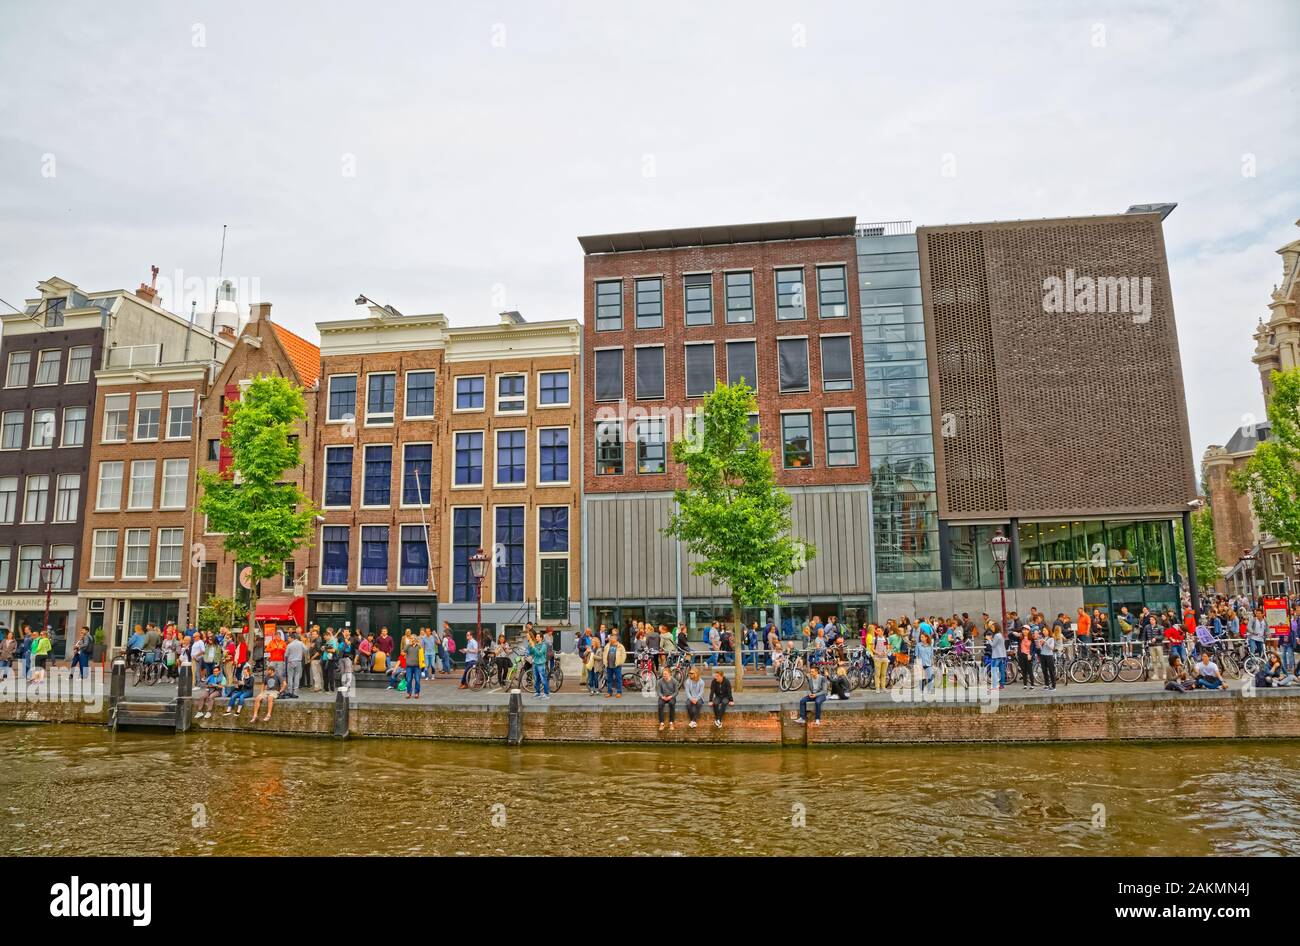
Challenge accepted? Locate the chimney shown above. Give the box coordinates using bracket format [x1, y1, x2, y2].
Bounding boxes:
[499, 310, 526, 325]
[249, 302, 272, 323]
[219, 325, 237, 341]
[136, 264, 160, 303]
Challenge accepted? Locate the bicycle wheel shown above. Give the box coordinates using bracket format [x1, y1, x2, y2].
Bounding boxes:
[1116, 656, 1144, 683]
[1006, 659, 1019, 684]
[550, 664, 564, 691]
[788, 667, 806, 691]
[1243, 655, 1263, 675]
[637, 670, 655, 693]
[522, 668, 534, 690]
[467, 663, 487, 691]
[844, 667, 860, 691]
[1068, 659, 1095, 684]
[1098, 658, 1119, 683]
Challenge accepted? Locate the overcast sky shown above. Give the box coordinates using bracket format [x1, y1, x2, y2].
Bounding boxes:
[1, 0, 1297, 470]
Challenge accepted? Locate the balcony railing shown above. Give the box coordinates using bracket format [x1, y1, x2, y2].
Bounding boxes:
[856, 220, 914, 237]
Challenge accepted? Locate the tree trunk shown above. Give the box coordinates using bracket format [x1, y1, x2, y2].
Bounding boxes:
[732, 593, 744, 693]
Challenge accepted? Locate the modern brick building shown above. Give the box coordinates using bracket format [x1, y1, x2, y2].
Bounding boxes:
[193, 301, 319, 628]
[310, 305, 581, 644]
[1, 273, 231, 655]
[578, 219, 876, 637]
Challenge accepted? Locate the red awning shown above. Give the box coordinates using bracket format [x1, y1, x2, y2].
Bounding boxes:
[253, 596, 305, 628]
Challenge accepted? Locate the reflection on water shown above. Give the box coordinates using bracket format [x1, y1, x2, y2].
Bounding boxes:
[1, 725, 1298, 856]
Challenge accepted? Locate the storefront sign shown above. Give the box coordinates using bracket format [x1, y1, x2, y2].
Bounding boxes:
[1263, 596, 1289, 636]
[0, 595, 78, 612]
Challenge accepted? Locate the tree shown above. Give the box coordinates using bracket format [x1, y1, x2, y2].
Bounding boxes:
[664, 381, 813, 692]
[1232, 368, 1300, 553]
[197, 375, 317, 649]
[196, 595, 249, 637]
[1175, 503, 1221, 588]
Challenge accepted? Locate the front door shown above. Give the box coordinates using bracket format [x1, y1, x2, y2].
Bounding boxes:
[540, 560, 568, 622]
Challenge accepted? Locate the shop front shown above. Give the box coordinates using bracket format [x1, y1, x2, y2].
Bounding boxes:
[0, 593, 78, 659]
[588, 597, 875, 643]
[307, 592, 438, 640]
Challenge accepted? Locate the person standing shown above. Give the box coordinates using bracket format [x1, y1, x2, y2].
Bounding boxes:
[422, 627, 438, 680]
[458, 630, 479, 689]
[403, 632, 424, 699]
[0, 630, 15, 675]
[587, 634, 604, 694]
[989, 625, 1007, 690]
[1039, 627, 1057, 692]
[71, 626, 94, 679]
[529, 630, 550, 700]
[284, 632, 305, 697]
[604, 632, 626, 698]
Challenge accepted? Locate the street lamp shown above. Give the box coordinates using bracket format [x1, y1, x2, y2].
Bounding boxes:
[1241, 549, 1257, 603]
[39, 559, 65, 639]
[989, 529, 1011, 634]
[468, 548, 490, 650]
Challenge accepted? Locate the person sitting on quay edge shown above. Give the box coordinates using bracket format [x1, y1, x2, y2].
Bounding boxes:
[223, 662, 254, 716]
[1193, 650, 1225, 690]
[194, 664, 226, 719]
[1255, 653, 1297, 689]
[683, 667, 705, 728]
[656, 667, 678, 732]
[829, 659, 853, 700]
[250, 665, 284, 723]
[709, 669, 734, 728]
[793, 665, 829, 726]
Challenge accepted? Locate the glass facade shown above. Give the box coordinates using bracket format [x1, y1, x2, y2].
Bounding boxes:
[858, 232, 935, 592]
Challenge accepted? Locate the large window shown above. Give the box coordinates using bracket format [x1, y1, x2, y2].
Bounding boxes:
[725, 271, 754, 323]
[97, 461, 124, 510]
[134, 393, 162, 440]
[636, 418, 666, 474]
[123, 529, 150, 579]
[167, 391, 194, 438]
[17, 546, 43, 591]
[820, 335, 854, 391]
[30, 409, 55, 448]
[324, 446, 353, 506]
[775, 269, 806, 320]
[452, 508, 483, 602]
[685, 343, 716, 398]
[67, 345, 92, 383]
[103, 394, 130, 442]
[156, 528, 184, 579]
[404, 370, 436, 418]
[62, 407, 87, 447]
[595, 420, 623, 475]
[778, 337, 810, 392]
[635, 277, 663, 329]
[128, 460, 155, 510]
[684, 274, 713, 326]
[595, 280, 623, 331]
[5, 351, 31, 387]
[454, 431, 483, 486]
[825, 410, 858, 466]
[782, 413, 813, 469]
[496, 374, 526, 413]
[539, 370, 570, 406]
[494, 506, 525, 602]
[539, 506, 569, 552]
[455, 375, 485, 410]
[34, 350, 61, 385]
[726, 340, 757, 388]
[0, 547, 8, 589]
[321, 526, 350, 586]
[91, 530, 118, 579]
[327, 375, 357, 422]
[0, 476, 17, 524]
[496, 429, 526, 485]
[400, 524, 430, 587]
[402, 444, 433, 505]
[161, 460, 188, 509]
[366, 373, 396, 424]
[23, 474, 49, 523]
[635, 346, 665, 400]
[817, 265, 848, 317]
[360, 525, 389, 586]
[363, 445, 392, 506]
[54, 474, 80, 522]
[1, 411, 21, 450]
[48, 545, 72, 590]
[538, 427, 569, 483]
[594, 349, 624, 402]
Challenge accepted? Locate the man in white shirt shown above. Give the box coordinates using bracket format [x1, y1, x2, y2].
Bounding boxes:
[1194, 651, 1225, 690]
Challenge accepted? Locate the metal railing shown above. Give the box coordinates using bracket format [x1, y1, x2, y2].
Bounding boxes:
[855, 220, 914, 237]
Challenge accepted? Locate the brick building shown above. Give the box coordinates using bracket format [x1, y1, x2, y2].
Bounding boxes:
[193, 302, 319, 626]
[309, 304, 581, 644]
[578, 219, 875, 637]
[1, 273, 231, 655]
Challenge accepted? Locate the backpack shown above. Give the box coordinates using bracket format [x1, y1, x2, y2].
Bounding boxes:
[447, 637, 456, 654]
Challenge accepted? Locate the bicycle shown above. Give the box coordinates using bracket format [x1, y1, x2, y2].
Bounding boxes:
[133, 649, 167, 687]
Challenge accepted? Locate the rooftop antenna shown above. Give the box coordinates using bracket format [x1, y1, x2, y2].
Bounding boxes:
[211, 224, 228, 360]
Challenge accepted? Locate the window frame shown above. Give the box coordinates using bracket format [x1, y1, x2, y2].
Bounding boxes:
[775, 267, 807, 321]
[5, 350, 31, 388]
[594, 279, 624, 332]
[452, 430, 485, 488]
[133, 392, 162, 442]
[495, 373, 527, 415]
[634, 344, 666, 401]
[593, 347, 625, 403]
[724, 270, 755, 324]
[403, 370, 437, 420]
[494, 427, 528, 488]
[683, 273, 714, 327]
[400, 442, 434, 507]
[364, 371, 397, 426]
[96, 461, 124, 511]
[29, 408, 56, 449]
[322, 445, 354, 508]
[537, 426, 570, 486]
[537, 370, 571, 408]
[165, 390, 196, 440]
[816, 264, 849, 318]
[326, 374, 358, 424]
[361, 444, 393, 508]
[684, 341, 717, 399]
[61, 406, 87, 448]
[777, 336, 811, 393]
[635, 417, 667, 475]
[65, 345, 93, 384]
[781, 411, 814, 470]
[102, 394, 130, 443]
[635, 276, 664, 330]
[824, 409, 859, 467]
[595, 420, 624, 476]
[33, 349, 62, 386]
[820, 334, 855, 392]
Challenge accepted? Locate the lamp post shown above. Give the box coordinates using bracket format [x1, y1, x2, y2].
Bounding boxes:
[469, 548, 490, 651]
[1242, 549, 1257, 604]
[990, 529, 1011, 633]
[39, 559, 65, 639]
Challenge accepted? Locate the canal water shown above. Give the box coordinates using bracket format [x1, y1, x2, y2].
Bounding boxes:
[2, 726, 1297, 856]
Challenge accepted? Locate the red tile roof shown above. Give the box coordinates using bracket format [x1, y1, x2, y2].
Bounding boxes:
[272, 323, 321, 387]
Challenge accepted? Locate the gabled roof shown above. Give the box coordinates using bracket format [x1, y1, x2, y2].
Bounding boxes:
[272, 323, 321, 387]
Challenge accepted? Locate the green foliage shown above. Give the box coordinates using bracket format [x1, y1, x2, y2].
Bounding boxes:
[665, 381, 813, 610]
[1175, 504, 1222, 579]
[1232, 369, 1300, 554]
[196, 595, 248, 636]
[197, 375, 318, 602]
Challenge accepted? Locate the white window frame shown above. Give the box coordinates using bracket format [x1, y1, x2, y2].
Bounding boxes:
[5, 350, 31, 387]
[61, 406, 87, 448]
[326, 374, 358, 424]
[0, 475, 17, 524]
[360, 443, 393, 509]
[122, 528, 150, 580]
[16, 545, 43, 591]
[452, 429, 485, 489]
[54, 473, 80, 522]
[322, 445, 354, 509]
[536, 369, 571, 409]
[133, 392, 162, 442]
[160, 458, 189, 510]
[102, 394, 130, 443]
[403, 369, 437, 420]
[494, 373, 528, 415]
[33, 349, 61, 386]
[318, 525, 350, 588]
[91, 530, 118, 580]
[453, 374, 487, 414]
[536, 425, 571, 487]
[364, 371, 397, 426]
[165, 389, 195, 440]
[97, 461, 125, 511]
[0, 410, 22, 451]
[66, 345, 93, 384]
[128, 459, 156, 511]
[155, 527, 184, 580]
[29, 408, 56, 449]
[493, 427, 528, 489]
[22, 474, 49, 524]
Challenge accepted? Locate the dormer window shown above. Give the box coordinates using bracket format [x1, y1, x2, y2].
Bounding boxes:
[44, 297, 66, 327]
